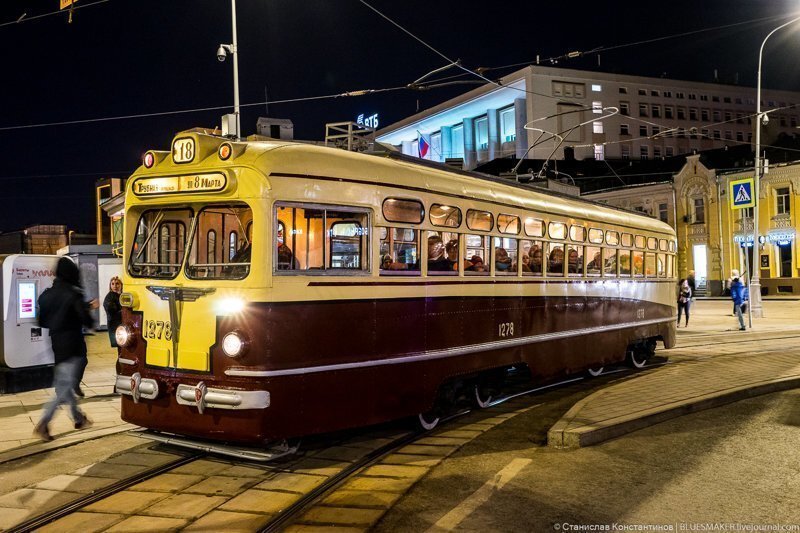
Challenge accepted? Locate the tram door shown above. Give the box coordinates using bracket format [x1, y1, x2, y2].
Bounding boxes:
[692, 244, 707, 292]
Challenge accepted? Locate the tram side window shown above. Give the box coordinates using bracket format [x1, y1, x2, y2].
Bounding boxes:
[275, 204, 369, 273]
[619, 250, 632, 277]
[521, 240, 543, 276]
[666, 255, 674, 278]
[547, 242, 565, 276]
[645, 253, 656, 277]
[427, 231, 458, 275]
[465, 234, 489, 275]
[603, 248, 618, 277]
[493, 237, 517, 275]
[567, 244, 583, 275]
[380, 227, 420, 275]
[130, 208, 193, 279]
[657, 254, 666, 277]
[186, 204, 253, 279]
[586, 246, 602, 276]
[633, 251, 645, 277]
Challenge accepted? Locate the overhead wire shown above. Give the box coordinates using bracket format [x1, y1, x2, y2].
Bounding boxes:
[0, 0, 111, 28]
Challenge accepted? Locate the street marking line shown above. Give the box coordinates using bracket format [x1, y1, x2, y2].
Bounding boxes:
[427, 457, 533, 532]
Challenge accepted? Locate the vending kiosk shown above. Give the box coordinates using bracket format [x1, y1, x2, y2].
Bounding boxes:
[0, 254, 60, 392]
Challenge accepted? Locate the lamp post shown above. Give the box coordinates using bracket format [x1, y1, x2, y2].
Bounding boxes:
[217, 0, 241, 139]
[751, 14, 800, 319]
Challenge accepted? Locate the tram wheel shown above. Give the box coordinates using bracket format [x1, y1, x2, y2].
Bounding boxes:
[472, 383, 493, 409]
[627, 348, 648, 369]
[586, 366, 604, 377]
[417, 411, 440, 431]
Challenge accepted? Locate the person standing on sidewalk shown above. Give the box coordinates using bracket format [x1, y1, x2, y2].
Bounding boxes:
[730, 269, 747, 331]
[34, 257, 99, 441]
[677, 278, 692, 327]
[103, 276, 123, 348]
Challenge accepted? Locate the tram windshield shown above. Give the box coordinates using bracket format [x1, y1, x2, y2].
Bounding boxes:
[186, 204, 252, 279]
[129, 208, 192, 279]
[128, 204, 253, 280]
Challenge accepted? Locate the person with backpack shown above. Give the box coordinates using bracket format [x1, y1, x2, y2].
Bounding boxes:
[730, 269, 747, 331]
[34, 257, 99, 441]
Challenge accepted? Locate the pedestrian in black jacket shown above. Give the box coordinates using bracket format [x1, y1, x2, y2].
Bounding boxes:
[34, 257, 99, 441]
[103, 276, 123, 348]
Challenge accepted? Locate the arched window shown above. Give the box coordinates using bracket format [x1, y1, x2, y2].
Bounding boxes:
[229, 231, 238, 260]
[207, 230, 217, 264]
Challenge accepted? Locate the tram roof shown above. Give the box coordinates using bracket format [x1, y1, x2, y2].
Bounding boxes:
[134, 132, 674, 236]
[256, 140, 673, 236]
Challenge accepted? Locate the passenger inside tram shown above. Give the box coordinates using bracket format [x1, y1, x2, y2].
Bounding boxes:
[466, 255, 487, 272]
[495, 247, 512, 272]
[277, 243, 299, 270]
[529, 246, 543, 274]
[427, 235, 452, 271]
[548, 246, 565, 274]
[567, 248, 582, 274]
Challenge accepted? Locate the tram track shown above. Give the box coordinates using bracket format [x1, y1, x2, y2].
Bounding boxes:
[7, 451, 203, 533]
[1, 363, 678, 532]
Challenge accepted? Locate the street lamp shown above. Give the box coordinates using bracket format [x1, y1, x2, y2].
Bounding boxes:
[751, 14, 800, 320]
[217, 0, 241, 139]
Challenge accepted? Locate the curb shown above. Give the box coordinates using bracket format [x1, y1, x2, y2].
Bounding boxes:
[547, 375, 800, 449]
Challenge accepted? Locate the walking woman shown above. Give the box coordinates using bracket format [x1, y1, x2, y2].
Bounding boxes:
[677, 278, 692, 327]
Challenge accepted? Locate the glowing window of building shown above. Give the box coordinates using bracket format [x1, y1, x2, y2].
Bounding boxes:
[500, 107, 516, 143]
[591, 84, 602, 92]
[594, 144, 605, 161]
[593, 121, 604, 134]
[593, 101, 603, 114]
[430, 132, 442, 162]
[451, 124, 464, 159]
[475, 116, 489, 152]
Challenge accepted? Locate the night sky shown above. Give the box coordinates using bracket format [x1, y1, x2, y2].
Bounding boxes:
[2, 0, 800, 233]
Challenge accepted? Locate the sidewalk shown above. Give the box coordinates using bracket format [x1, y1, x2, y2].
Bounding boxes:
[548, 300, 800, 448]
[0, 332, 131, 458]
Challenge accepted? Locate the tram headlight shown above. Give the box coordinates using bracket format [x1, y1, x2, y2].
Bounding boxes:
[222, 331, 249, 358]
[115, 325, 135, 348]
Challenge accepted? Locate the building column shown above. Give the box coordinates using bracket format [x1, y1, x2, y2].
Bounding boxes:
[401, 140, 414, 157]
[514, 98, 527, 159]
[463, 118, 476, 170]
[441, 126, 452, 161]
[487, 108, 499, 161]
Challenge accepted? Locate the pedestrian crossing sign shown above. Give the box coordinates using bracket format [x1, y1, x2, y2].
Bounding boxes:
[729, 177, 755, 209]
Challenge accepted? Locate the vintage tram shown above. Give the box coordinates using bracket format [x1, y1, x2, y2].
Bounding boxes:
[115, 130, 677, 445]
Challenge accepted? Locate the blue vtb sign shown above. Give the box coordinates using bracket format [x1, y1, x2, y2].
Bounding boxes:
[729, 177, 755, 210]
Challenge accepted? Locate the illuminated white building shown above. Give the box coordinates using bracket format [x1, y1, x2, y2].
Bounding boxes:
[376, 65, 800, 170]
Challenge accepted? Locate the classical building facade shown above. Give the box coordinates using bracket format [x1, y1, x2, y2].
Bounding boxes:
[585, 155, 800, 296]
[376, 65, 800, 170]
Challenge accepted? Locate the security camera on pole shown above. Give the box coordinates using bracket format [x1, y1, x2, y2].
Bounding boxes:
[751, 14, 800, 320]
[217, 0, 241, 140]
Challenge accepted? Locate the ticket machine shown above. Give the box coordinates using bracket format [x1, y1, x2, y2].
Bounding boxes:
[0, 255, 60, 392]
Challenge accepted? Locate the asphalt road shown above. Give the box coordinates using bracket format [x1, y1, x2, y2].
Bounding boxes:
[374, 388, 800, 532]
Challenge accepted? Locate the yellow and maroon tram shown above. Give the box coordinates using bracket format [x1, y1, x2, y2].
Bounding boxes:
[114, 129, 677, 444]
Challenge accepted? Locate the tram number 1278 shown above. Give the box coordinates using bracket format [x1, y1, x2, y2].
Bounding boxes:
[143, 320, 173, 341]
[498, 322, 515, 338]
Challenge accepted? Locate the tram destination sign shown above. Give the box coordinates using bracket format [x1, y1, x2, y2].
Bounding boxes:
[132, 173, 228, 196]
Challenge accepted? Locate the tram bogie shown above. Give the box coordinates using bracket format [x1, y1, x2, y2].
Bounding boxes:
[115, 131, 677, 445]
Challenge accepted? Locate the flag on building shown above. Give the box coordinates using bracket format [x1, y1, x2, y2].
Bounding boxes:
[417, 131, 430, 159]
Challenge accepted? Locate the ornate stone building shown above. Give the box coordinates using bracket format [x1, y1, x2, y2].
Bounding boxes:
[585, 154, 800, 296]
